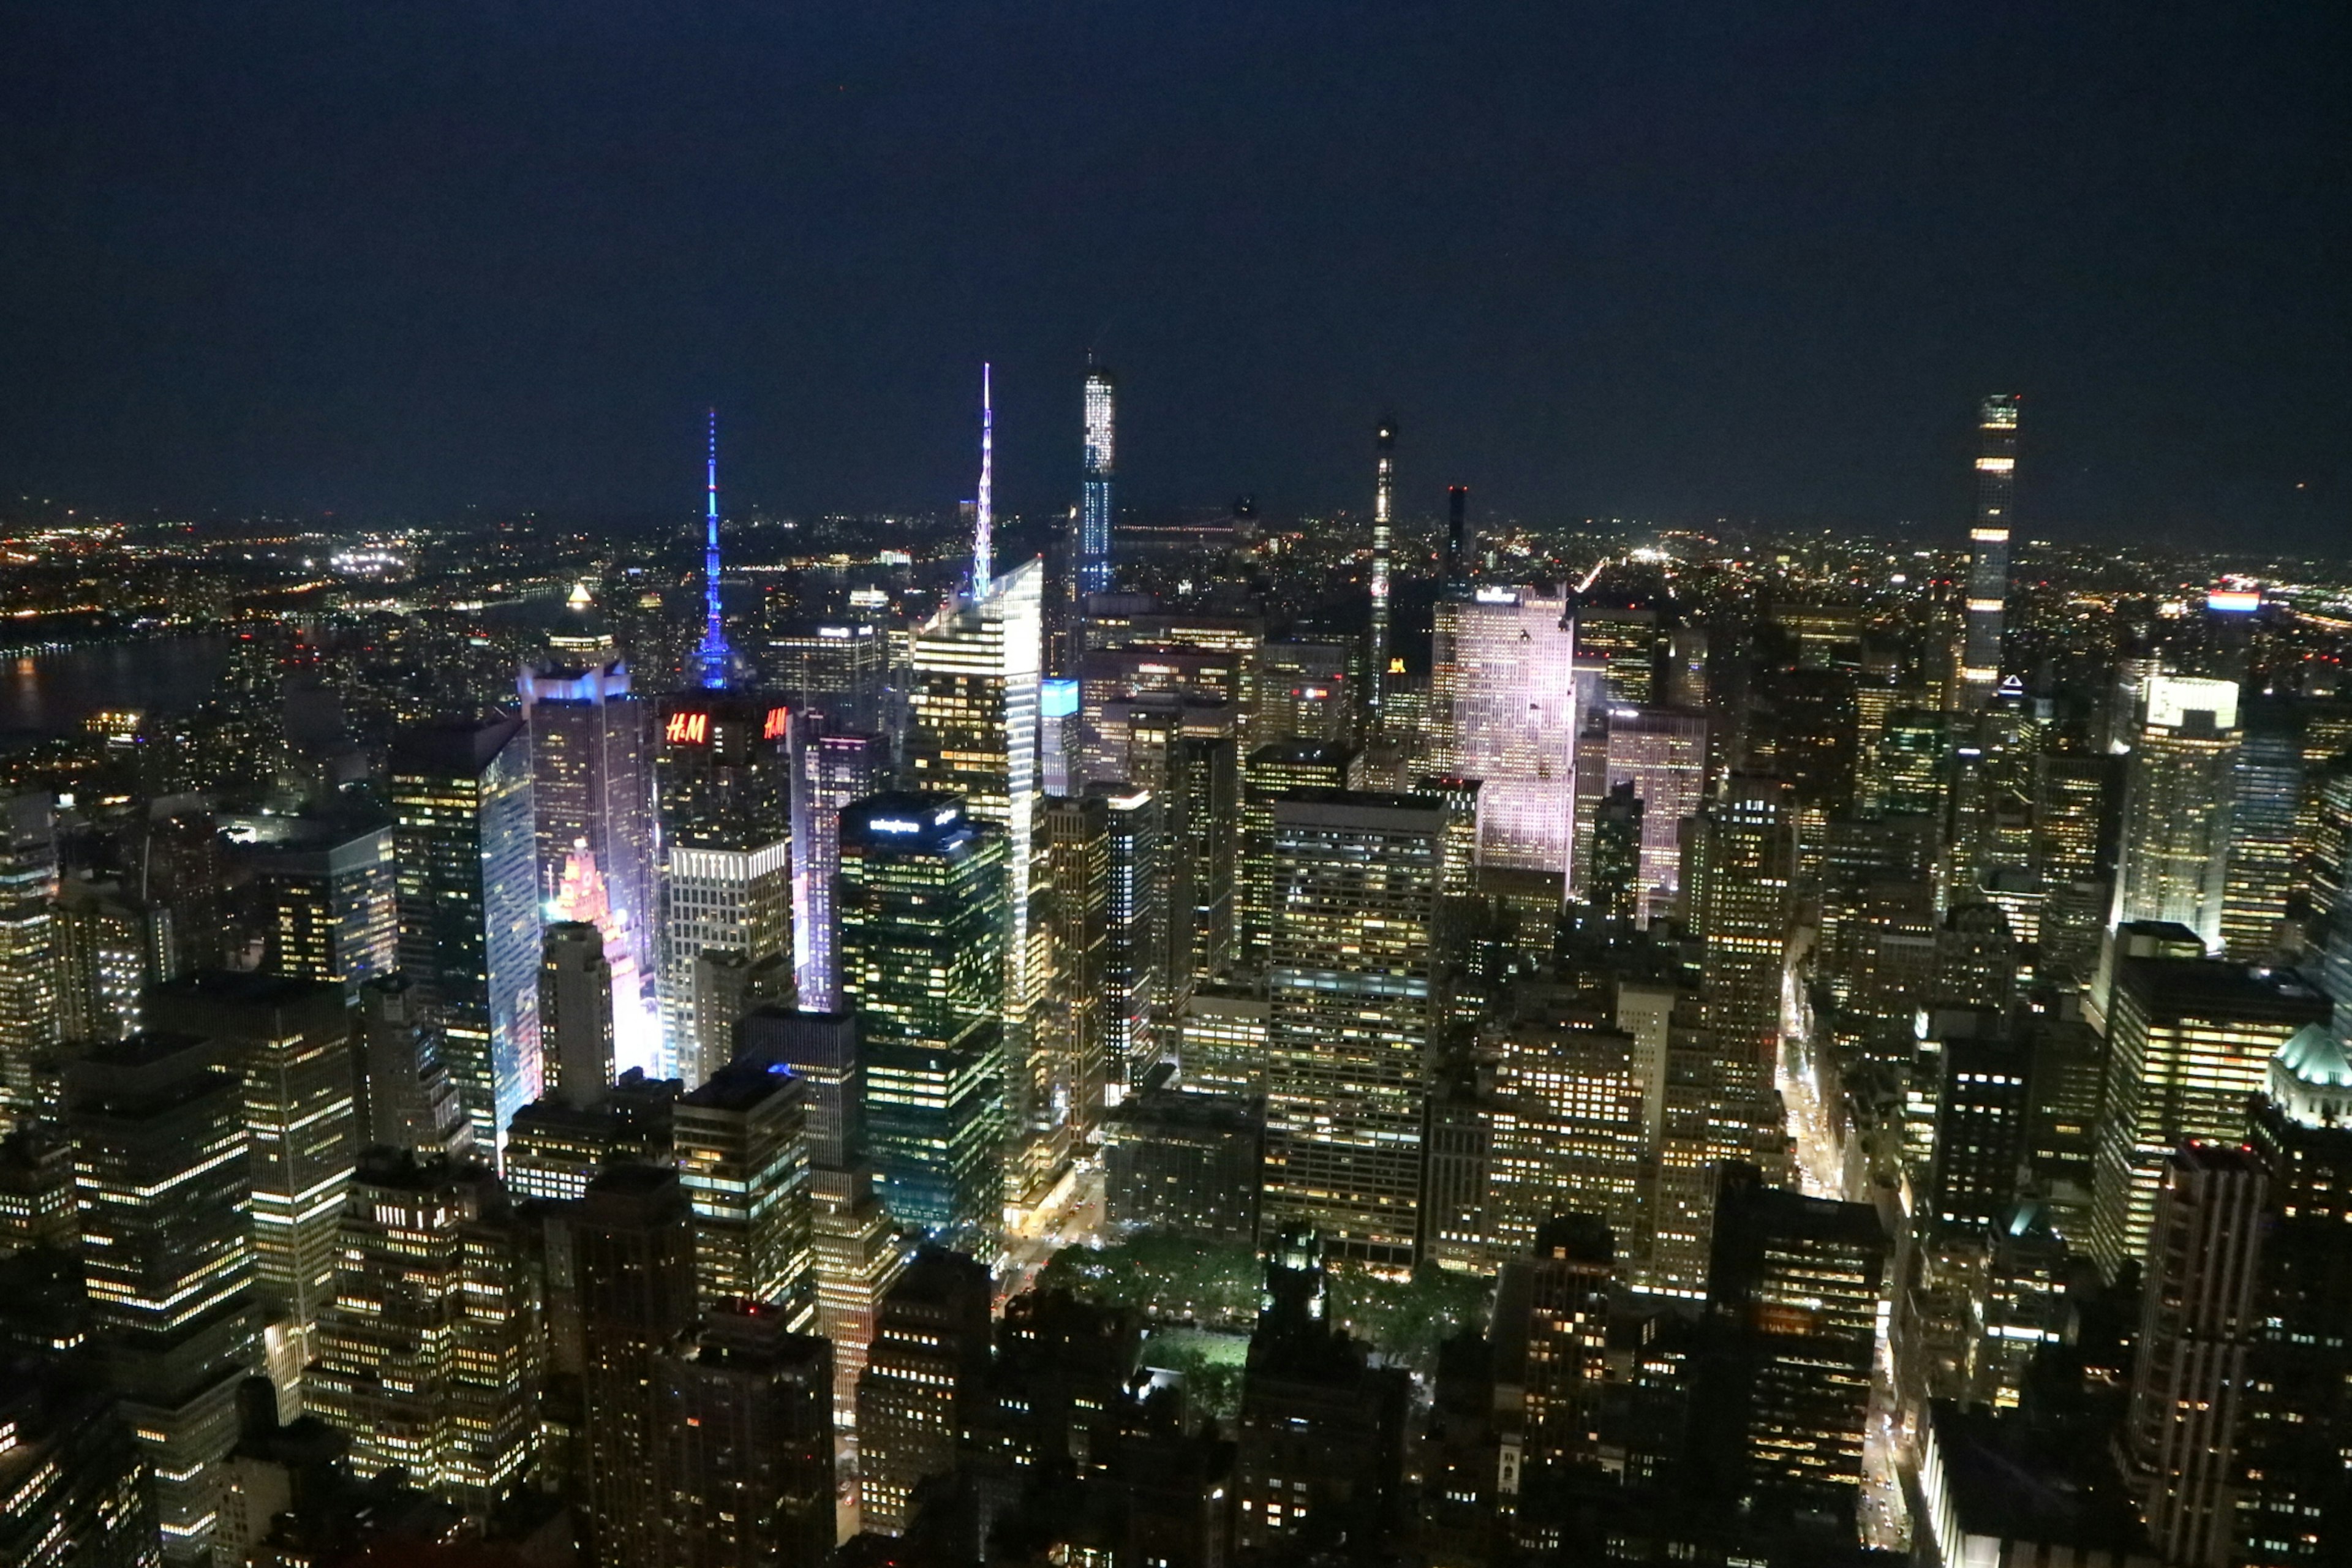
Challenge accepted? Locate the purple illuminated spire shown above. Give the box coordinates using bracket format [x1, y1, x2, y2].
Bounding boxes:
[695, 407, 735, 689]
[971, 363, 994, 597]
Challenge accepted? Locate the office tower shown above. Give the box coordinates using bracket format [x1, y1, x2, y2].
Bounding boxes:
[538, 921, 614, 1111]
[2238, 1031, 2352, 1567]
[736, 1009, 902, 1424]
[655, 692, 794, 1087]
[0, 1352, 160, 1568]
[1233, 1231, 1409, 1555]
[147, 974, 356, 1403]
[1430, 584, 1578, 878]
[351, 974, 472, 1159]
[1867, 707, 1954, 818]
[1102, 1087, 1261, 1240]
[1239, 742, 1354, 967]
[0, 794, 61, 1128]
[1444, 483, 1468, 584]
[1092, 782, 1167, 1098]
[1040, 677, 1080, 792]
[1936, 900, 2019, 1012]
[0, 1123, 76, 1253]
[663, 1306, 835, 1568]
[577, 1165, 699, 1568]
[837, 794, 1008, 1236]
[1602, 707, 1708, 924]
[1588, 782, 1643, 923]
[303, 1150, 541, 1518]
[1036, 793, 1110, 1169]
[2030, 752, 2111, 885]
[391, 716, 541, 1149]
[1079, 360, 1116, 598]
[1706, 1164, 1889, 1507]
[697, 410, 739, 690]
[1487, 1004, 1646, 1258]
[1924, 1033, 2032, 1233]
[1491, 1216, 1615, 1477]
[1261, 791, 1446, 1266]
[766, 619, 885, 731]
[1686, 777, 1795, 1150]
[2120, 1145, 2266, 1567]
[1257, 641, 1354, 749]
[2113, 676, 2241, 949]
[794, 728, 886, 1009]
[242, 817, 398, 1001]
[2089, 958, 2329, 1277]
[501, 1066, 679, 1204]
[906, 543, 1044, 1170]
[54, 874, 163, 1045]
[1176, 981, 1270, 1098]
[1575, 601, 1662, 706]
[1959, 395, 2021, 707]
[1365, 418, 1397, 729]
[855, 1247, 994, 1536]
[67, 1033, 260, 1567]
[2222, 699, 2301, 959]
[675, 1054, 814, 1325]
[518, 655, 657, 1051]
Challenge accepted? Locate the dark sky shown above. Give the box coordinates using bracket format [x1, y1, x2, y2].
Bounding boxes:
[2, 2, 2346, 545]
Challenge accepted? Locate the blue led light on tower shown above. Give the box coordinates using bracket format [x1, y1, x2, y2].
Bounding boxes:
[695, 409, 736, 691]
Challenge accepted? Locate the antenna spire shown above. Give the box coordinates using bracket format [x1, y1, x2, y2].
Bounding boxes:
[695, 407, 736, 689]
[972, 363, 995, 595]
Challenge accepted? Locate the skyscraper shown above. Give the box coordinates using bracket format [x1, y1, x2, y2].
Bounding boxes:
[2113, 676, 2242, 951]
[1036, 792, 1110, 1172]
[2220, 698, 2301, 960]
[67, 1032, 260, 1567]
[239, 816, 399, 1003]
[391, 717, 541, 1150]
[578, 1165, 699, 1568]
[303, 1149, 541, 1519]
[1602, 707, 1709, 924]
[1429, 584, 1579, 878]
[1366, 418, 1396, 729]
[674, 1054, 815, 1326]
[792, 727, 886, 1010]
[662, 1306, 835, 1568]
[1960, 394, 2021, 709]
[539, 921, 615, 1110]
[147, 973, 357, 1406]
[1686, 777, 1795, 1159]
[697, 409, 738, 690]
[837, 794, 1008, 1237]
[1238, 741, 1354, 967]
[1261, 790, 1447, 1267]
[2120, 1144, 2266, 1567]
[655, 693, 794, 1087]
[519, 655, 657, 1058]
[1093, 782, 1167, 1098]
[1080, 360, 1116, 598]
[855, 1247, 994, 1536]
[2089, 957, 2329, 1277]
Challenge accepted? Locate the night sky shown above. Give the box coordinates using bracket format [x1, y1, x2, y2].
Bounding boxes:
[2, 2, 2345, 545]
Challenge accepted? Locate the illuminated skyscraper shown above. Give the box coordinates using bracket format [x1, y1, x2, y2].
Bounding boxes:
[1602, 706, 1709, 923]
[2089, 957, 2328, 1278]
[242, 817, 398, 1003]
[1686, 777, 1795, 1156]
[519, 656, 657, 1054]
[2220, 698, 2301, 960]
[304, 1149, 541, 1519]
[1092, 782, 1167, 1098]
[655, 693, 794, 1087]
[1036, 793, 1111, 1172]
[1261, 790, 1447, 1266]
[696, 409, 738, 690]
[1430, 585, 1578, 878]
[1366, 418, 1397, 729]
[391, 717, 541, 1150]
[792, 727, 886, 1010]
[1238, 741, 1354, 967]
[67, 1033, 260, 1567]
[674, 1054, 814, 1325]
[1080, 360, 1116, 597]
[146, 973, 357, 1408]
[837, 794, 1008, 1237]
[2112, 676, 2241, 950]
[855, 1248, 993, 1536]
[1961, 394, 2021, 709]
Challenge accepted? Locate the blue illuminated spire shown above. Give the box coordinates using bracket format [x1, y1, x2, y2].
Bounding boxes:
[696, 407, 735, 690]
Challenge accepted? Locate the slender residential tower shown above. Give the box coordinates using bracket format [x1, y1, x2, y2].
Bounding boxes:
[697, 409, 736, 690]
[1960, 394, 2020, 708]
[1367, 418, 1397, 728]
[1444, 484, 1468, 586]
[973, 364, 995, 595]
[1080, 361, 1115, 597]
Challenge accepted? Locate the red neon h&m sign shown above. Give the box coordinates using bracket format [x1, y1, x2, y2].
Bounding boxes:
[665, 711, 710, 745]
